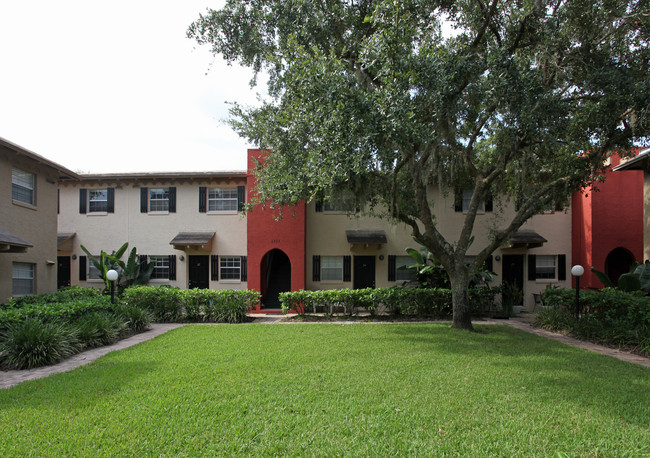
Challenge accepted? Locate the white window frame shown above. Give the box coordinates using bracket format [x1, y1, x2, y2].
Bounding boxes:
[148, 256, 170, 280]
[535, 255, 557, 280]
[323, 193, 355, 212]
[88, 189, 108, 213]
[321, 256, 343, 282]
[208, 188, 238, 212]
[395, 256, 416, 281]
[149, 188, 169, 212]
[461, 189, 485, 212]
[220, 256, 241, 280]
[12, 167, 35, 205]
[12, 262, 35, 295]
[87, 257, 102, 280]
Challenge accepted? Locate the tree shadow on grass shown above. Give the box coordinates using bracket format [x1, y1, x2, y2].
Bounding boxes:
[385, 323, 650, 430]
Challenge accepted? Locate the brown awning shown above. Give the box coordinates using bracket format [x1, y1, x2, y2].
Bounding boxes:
[170, 232, 215, 251]
[501, 230, 547, 249]
[57, 233, 75, 251]
[0, 226, 33, 253]
[346, 230, 387, 244]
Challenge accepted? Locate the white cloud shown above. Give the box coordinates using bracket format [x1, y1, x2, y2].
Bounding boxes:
[0, 0, 263, 173]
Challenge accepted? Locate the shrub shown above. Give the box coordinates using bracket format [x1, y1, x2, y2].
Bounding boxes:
[3, 287, 101, 309]
[73, 312, 127, 349]
[0, 319, 81, 370]
[123, 286, 259, 323]
[113, 304, 152, 333]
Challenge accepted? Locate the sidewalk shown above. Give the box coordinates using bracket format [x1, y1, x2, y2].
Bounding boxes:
[1, 315, 647, 390]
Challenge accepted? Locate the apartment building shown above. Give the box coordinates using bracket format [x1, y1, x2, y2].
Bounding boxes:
[0, 137, 78, 301]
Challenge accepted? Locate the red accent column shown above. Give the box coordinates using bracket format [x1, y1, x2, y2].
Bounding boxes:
[571, 154, 643, 289]
[246, 149, 306, 310]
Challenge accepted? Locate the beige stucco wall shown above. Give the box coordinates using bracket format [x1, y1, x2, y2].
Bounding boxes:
[0, 150, 60, 301]
[58, 176, 248, 290]
[306, 188, 572, 310]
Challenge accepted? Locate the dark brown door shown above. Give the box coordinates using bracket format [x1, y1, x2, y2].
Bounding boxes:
[354, 256, 376, 289]
[502, 254, 524, 303]
[189, 255, 209, 289]
[57, 256, 71, 289]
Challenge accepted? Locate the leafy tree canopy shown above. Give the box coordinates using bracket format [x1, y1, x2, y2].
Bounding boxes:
[189, 0, 650, 329]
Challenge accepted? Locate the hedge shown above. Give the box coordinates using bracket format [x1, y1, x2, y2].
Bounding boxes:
[280, 287, 500, 317]
[0, 296, 114, 330]
[539, 287, 650, 355]
[122, 286, 260, 323]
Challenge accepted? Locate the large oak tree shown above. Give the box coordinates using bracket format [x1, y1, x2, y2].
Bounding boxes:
[189, 0, 649, 330]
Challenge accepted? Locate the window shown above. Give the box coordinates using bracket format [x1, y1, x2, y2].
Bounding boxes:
[12, 263, 35, 295]
[12, 167, 35, 205]
[455, 189, 492, 213]
[535, 255, 556, 279]
[220, 256, 241, 280]
[149, 188, 169, 212]
[209, 188, 238, 212]
[395, 256, 416, 281]
[89, 189, 108, 213]
[321, 256, 343, 281]
[87, 259, 102, 280]
[149, 256, 170, 279]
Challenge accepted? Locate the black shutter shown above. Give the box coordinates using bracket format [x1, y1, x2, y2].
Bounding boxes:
[107, 188, 115, 213]
[557, 254, 567, 281]
[388, 255, 396, 281]
[211, 255, 219, 281]
[237, 185, 245, 212]
[241, 256, 247, 281]
[343, 256, 351, 282]
[168, 255, 176, 281]
[199, 187, 207, 213]
[169, 187, 176, 213]
[528, 255, 537, 281]
[79, 256, 87, 281]
[57, 189, 60, 214]
[313, 255, 321, 281]
[140, 187, 148, 213]
[485, 255, 494, 273]
[315, 198, 323, 212]
[79, 188, 87, 214]
[485, 192, 493, 212]
[454, 189, 462, 212]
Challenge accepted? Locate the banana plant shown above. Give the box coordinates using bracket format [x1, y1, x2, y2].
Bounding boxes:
[591, 261, 650, 293]
[80, 242, 129, 290]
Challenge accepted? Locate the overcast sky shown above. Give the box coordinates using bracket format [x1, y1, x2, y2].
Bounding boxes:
[0, 1, 262, 173]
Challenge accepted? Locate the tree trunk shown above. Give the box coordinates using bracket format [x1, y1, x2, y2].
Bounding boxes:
[450, 273, 475, 331]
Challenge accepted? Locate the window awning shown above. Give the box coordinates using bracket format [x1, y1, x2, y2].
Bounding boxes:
[346, 230, 387, 245]
[170, 232, 215, 251]
[0, 226, 33, 253]
[57, 233, 76, 252]
[501, 230, 547, 249]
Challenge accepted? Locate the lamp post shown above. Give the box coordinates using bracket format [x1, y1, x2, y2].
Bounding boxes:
[106, 269, 118, 304]
[571, 265, 585, 320]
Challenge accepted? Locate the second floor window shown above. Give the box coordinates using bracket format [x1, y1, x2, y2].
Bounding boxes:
[209, 188, 238, 212]
[149, 188, 169, 212]
[89, 190, 108, 213]
[12, 167, 35, 205]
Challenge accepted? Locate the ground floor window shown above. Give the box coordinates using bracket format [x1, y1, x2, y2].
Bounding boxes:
[220, 256, 241, 280]
[149, 256, 170, 279]
[395, 256, 416, 281]
[12, 262, 34, 295]
[535, 255, 556, 279]
[321, 256, 343, 281]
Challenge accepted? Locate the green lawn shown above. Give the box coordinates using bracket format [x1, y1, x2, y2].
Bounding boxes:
[1, 323, 648, 456]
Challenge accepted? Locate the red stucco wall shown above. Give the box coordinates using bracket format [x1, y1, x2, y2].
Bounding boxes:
[571, 154, 643, 289]
[246, 149, 306, 310]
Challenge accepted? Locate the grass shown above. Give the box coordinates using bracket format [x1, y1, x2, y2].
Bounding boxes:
[1, 323, 648, 456]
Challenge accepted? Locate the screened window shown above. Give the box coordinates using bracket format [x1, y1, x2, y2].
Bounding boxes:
[323, 194, 355, 212]
[461, 189, 485, 212]
[149, 188, 169, 212]
[12, 262, 35, 295]
[149, 256, 169, 279]
[89, 189, 108, 213]
[87, 258, 102, 279]
[12, 167, 35, 205]
[220, 256, 241, 280]
[535, 255, 556, 279]
[208, 188, 238, 212]
[395, 256, 416, 281]
[321, 256, 343, 281]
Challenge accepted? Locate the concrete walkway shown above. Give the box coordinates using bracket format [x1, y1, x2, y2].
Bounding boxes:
[1, 315, 647, 390]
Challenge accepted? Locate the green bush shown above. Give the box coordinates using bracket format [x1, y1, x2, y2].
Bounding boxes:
[123, 286, 259, 323]
[0, 319, 81, 370]
[280, 287, 498, 317]
[539, 287, 650, 355]
[73, 312, 127, 349]
[113, 304, 152, 333]
[2, 287, 101, 309]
